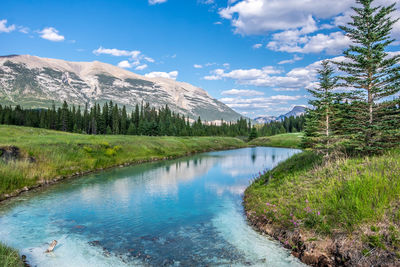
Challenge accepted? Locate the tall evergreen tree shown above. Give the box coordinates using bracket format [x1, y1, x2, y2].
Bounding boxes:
[335, 0, 400, 153]
[303, 61, 342, 158]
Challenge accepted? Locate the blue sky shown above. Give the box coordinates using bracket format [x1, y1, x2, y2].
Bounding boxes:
[1, 0, 399, 117]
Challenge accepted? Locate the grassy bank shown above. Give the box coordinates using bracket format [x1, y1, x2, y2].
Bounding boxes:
[244, 150, 400, 265]
[0, 243, 23, 267]
[0, 125, 246, 197]
[248, 133, 303, 148]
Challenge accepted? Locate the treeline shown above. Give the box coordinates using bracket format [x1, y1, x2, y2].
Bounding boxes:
[0, 101, 254, 137]
[257, 115, 305, 137]
[303, 0, 400, 156]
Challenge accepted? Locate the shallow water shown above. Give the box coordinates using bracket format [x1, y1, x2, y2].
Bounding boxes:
[0, 147, 305, 266]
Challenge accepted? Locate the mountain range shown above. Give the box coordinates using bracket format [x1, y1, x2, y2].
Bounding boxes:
[254, 106, 306, 124]
[0, 55, 242, 122]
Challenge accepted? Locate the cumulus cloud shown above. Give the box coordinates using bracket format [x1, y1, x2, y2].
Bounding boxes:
[135, 64, 148, 71]
[218, 0, 400, 55]
[220, 95, 303, 110]
[94, 46, 157, 69]
[278, 55, 303, 65]
[194, 64, 203, 69]
[93, 46, 141, 58]
[219, 0, 353, 35]
[145, 71, 178, 80]
[204, 66, 282, 82]
[252, 43, 262, 49]
[221, 89, 264, 96]
[144, 56, 155, 63]
[38, 27, 65, 42]
[149, 0, 167, 5]
[204, 57, 343, 91]
[117, 60, 139, 69]
[268, 31, 351, 55]
[0, 19, 16, 33]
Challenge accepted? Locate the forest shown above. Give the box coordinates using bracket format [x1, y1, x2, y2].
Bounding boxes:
[0, 101, 304, 138]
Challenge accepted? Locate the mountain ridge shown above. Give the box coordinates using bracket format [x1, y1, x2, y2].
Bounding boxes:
[254, 106, 306, 124]
[0, 55, 243, 122]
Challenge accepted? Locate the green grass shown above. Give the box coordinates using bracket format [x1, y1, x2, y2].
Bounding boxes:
[0, 243, 23, 267]
[0, 125, 246, 196]
[245, 149, 400, 252]
[248, 133, 303, 148]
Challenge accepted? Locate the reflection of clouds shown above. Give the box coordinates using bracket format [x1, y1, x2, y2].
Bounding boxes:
[219, 147, 300, 177]
[144, 157, 217, 196]
[76, 156, 220, 205]
[206, 183, 247, 196]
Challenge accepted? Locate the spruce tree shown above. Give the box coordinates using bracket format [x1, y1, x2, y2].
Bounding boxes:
[335, 0, 400, 153]
[303, 60, 342, 158]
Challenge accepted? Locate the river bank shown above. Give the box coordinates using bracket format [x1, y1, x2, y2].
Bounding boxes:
[244, 150, 400, 266]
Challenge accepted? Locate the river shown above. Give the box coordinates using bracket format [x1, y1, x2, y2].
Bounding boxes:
[0, 147, 305, 266]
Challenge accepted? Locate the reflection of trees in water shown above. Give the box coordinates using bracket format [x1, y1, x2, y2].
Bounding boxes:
[251, 151, 257, 163]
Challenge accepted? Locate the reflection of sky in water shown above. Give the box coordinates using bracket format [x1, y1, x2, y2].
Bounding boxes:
[0, 147, 305, 267]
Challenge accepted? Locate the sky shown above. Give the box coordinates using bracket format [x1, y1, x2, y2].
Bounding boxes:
[1, 0, 400, 118]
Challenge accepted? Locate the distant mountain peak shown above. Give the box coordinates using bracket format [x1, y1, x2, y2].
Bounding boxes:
[0, 55, 243, 122]
[253, 106, 306, 124]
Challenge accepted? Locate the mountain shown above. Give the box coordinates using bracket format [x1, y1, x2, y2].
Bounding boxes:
[254, 106, 306, 124]
[0, 55, 243, 122]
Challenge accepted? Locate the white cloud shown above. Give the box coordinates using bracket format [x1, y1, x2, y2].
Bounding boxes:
[278, 55, 303, 65]
[145, 71, 178, 80]
[144, 56, 155, 63]
[253, 43, 262, 49]
[219, 0, 353, 35]
[38, 27, 64, 42]
[18, 26, 29, 34]
[93, 46, 141, 59]
[273, 88, 301, 92]
[223, 63, 230, 68]
[118, 60, 136, 69]
[221, 89, 264, 96]
[204, 66, 282, 81]
[135, 64, 148, 71]
[220, 95, 303, 110]
[0, 19, 16, 33]
[214, 21, 222, 25]
[219, 0, 400, 54]
[204, 58, 331, 91]
[268, 31, 351, 55]
[194, 64, 203, 69]
[149, 0, 167, 5]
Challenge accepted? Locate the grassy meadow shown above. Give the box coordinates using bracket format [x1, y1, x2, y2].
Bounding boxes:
[244, 149, 400, 258]
[0, 125, 246, 196]
[0, 243, 23, 267]
[248, 132, 303, 148]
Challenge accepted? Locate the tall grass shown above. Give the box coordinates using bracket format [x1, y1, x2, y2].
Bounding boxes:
[245, 149, 400, 235]
[0, 243, 23, 267]
[248, 133, 303, 148]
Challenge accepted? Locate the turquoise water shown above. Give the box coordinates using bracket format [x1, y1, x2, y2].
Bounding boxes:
[0, 147, 305, 266]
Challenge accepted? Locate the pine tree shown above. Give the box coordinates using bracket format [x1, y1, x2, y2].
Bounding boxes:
[303, 60, 342, 158]
[127, 122, 136, 135]
[335, 0, 400, 153]
[248, 126, 258, 141]
[61, 101, 69, 132]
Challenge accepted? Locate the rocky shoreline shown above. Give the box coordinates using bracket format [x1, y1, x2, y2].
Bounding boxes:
[244, 203, 400, 267]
